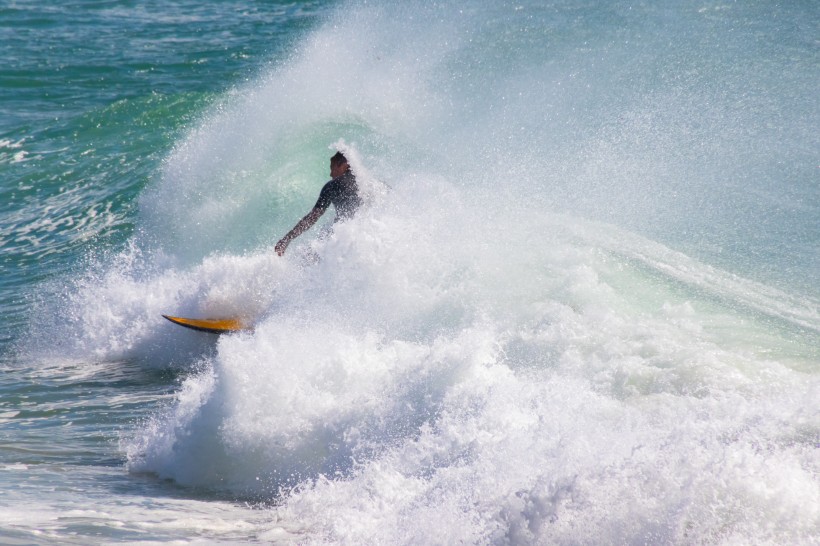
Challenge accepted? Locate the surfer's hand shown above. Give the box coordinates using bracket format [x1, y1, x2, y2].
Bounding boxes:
[275, 239, 288, 256]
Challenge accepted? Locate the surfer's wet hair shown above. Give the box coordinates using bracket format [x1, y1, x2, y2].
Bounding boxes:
[331, 151, 347, 166]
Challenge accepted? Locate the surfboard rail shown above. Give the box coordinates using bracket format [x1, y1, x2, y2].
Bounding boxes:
[162, 314, 250, 334]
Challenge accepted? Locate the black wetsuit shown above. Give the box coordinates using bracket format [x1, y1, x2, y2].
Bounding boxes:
[314, 170, 361, 220]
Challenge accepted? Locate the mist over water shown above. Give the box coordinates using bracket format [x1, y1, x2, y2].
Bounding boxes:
[12, 0, 819, 543]
[126, 1, 819, 291]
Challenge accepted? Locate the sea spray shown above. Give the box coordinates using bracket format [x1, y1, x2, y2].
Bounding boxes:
[19, 0, 819, 543]
[124, 185, 817, 541]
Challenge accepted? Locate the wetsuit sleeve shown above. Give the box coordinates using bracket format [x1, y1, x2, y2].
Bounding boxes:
[314, 180, 335, 211]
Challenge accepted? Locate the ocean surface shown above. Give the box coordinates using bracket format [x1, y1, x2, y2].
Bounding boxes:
[1, 1, 818, 544]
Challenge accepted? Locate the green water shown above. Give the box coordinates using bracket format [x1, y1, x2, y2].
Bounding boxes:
[1, 1, 331, 344]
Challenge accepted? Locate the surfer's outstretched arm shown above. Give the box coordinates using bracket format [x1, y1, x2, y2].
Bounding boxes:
[275, 206, 325, 256]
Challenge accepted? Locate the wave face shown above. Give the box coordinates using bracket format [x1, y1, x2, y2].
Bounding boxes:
[17, 1, 818, 543]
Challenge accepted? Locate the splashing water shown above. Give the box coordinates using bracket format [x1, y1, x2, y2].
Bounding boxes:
[14, 1, 819, 544]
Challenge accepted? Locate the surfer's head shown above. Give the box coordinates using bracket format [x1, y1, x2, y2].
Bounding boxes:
[330, 151, 349, 178]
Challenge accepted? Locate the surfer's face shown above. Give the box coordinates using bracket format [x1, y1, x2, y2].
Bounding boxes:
[330, 160, 348, 178]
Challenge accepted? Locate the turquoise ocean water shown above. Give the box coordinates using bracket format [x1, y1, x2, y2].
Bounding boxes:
[1, 1, 818, 543]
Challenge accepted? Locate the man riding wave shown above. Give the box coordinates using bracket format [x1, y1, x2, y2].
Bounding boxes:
[275, 151, 361, 256]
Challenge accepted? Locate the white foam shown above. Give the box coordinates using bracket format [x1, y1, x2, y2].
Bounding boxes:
[115, 189, 818, 542]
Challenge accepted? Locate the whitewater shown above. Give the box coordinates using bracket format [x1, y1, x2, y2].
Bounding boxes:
[1, 1, 818, 544]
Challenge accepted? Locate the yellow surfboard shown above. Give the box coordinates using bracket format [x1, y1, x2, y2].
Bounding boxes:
[162, 314, 250, 334]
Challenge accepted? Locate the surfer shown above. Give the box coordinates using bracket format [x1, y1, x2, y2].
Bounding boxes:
[275, 151, 362, 256]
